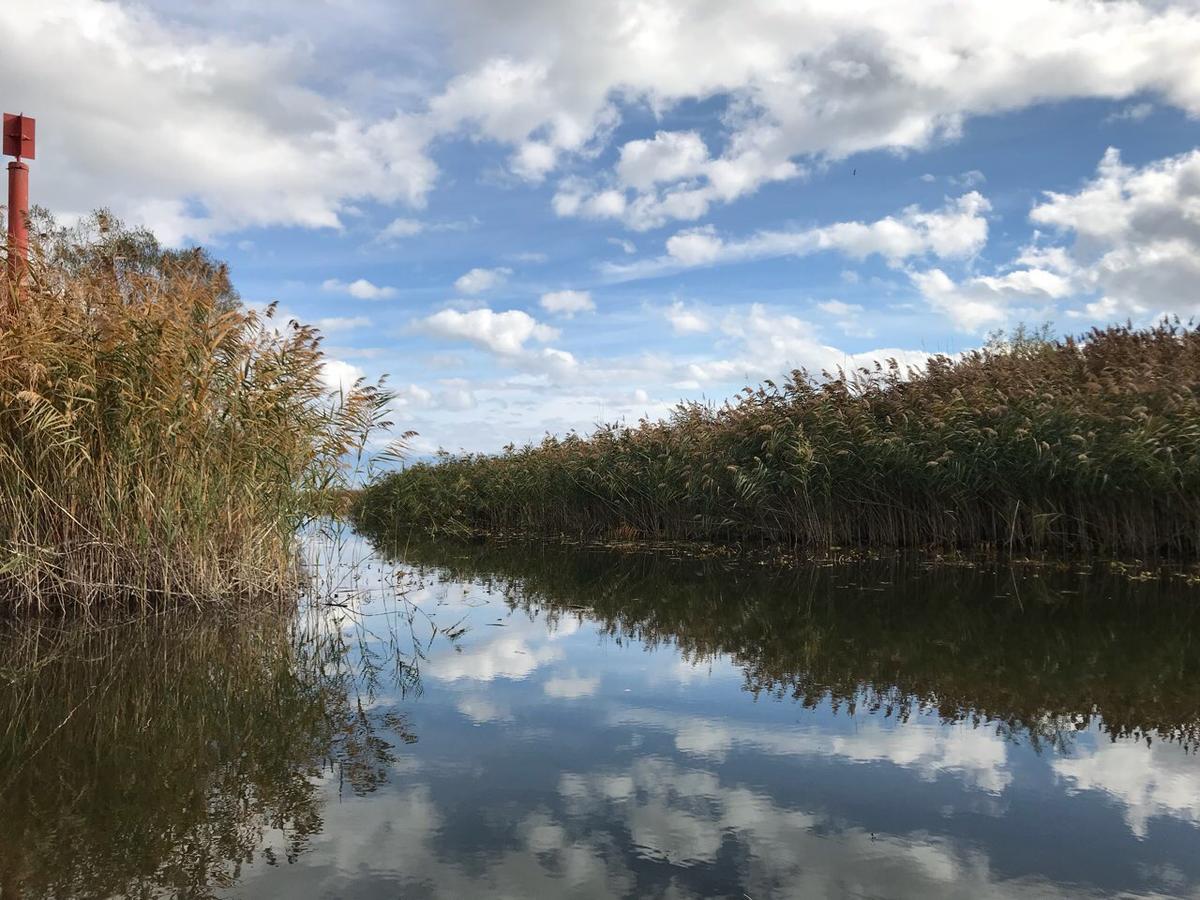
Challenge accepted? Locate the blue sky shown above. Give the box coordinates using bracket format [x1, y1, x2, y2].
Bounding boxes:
[6, 0, 1200, 453]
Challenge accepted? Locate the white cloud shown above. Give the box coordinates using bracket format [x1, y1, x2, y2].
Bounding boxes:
[534, 347, 580, 377]
[611, 706, 1011, 794]
[313, 315, 372, 333]
[431, 0, 1200, 227]
[664, 300, 710, 334]
[683, 303, 933, 386]
[817, 300, 872, 337]
[378, 217, 425, 240]
[605, 193, 990, 281]
[911, 146, 1200, 332]
[1054, 738, 1200, 839]
[16, 0, 1200, 245]
[1, 0, 436, 245]
[911, 266, 1068, 333]
[543, 674, 600, 699]
[1027, 147, 1200, 321]
[1105, 101, 1155, 124]
[392, 383, 435, 409]
[319, 358, 365, 395]
[616, 130, 710, 191]
[430, 633, 563, 682]
[539, 290, 595, 317]
[420, 307, 559, 356]
[456, 695, 512, 723]
[322, 278, 398, 300]
[454, 266, 512, 295]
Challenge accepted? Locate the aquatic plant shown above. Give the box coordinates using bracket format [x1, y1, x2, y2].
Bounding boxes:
[0, 212, 393, 615]
[355, 321, 1200, 557]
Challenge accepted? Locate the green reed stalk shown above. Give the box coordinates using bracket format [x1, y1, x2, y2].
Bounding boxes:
[355, 321, 1200, 558]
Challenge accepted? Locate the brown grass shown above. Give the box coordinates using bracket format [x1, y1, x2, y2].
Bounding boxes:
[355, 322, 1200, 558]
[1, 212, 394, 615]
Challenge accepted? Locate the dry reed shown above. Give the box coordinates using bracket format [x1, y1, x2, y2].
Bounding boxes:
[1, 212, 393, 615]
[355, 322, 1200, 558]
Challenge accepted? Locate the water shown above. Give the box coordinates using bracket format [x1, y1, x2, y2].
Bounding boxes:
[2, 535, 1199, 899]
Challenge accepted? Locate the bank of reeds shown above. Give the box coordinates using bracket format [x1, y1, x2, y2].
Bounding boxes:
[355, 322, 1200, 558]
[1, 213, 392, 615]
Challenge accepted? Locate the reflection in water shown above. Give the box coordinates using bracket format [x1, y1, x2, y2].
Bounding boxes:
[0, 593, 416, 899]
[393, 537, 1200, 751]
[1, 532, 1198, 899]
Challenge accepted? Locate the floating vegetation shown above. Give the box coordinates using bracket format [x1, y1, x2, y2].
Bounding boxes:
[355, 322, 1200, 558]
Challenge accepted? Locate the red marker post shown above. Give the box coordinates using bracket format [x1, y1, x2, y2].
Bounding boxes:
[4, 113, 35, 288]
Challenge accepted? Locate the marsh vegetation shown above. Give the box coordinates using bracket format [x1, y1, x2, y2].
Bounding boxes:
[0, 214, 392, 616]
[356, 322, 1200, 559]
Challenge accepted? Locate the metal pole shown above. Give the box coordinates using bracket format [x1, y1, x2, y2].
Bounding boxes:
[7, 158, 29, 283]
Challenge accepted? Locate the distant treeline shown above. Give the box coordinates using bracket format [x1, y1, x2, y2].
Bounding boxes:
[355, 322, 1200, 558]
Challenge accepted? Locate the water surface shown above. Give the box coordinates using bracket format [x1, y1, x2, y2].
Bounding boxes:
[2, 536, 1199, 898]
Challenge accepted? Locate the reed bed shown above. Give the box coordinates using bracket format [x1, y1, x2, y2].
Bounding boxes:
[1, 213, 392, 616]
[355, 322, 1200, 558]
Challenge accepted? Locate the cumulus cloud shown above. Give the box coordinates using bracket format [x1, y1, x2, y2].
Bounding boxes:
[913, 146, 1200, 331]
[319, 358, 365, 395]
[322, 278, 398, 300]
[616, 130, 711, 191]
[684, 303, 933, 385]
[420, 307, 559, 355]
[539, 290, 595, 317]
[1, 0, 437, 244]
[16, 0, 1200, 244]
[664, 300, 711, 334]
[438, 0, 1200, 227]
[1028, 146, 1200, 321]
[605, 193, 990, 281]
[454, 267, 512, 295]
[910, 267, 1070, 332]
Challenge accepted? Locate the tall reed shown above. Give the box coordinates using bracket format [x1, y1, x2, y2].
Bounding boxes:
[355, 322, 1200, 558]
[1, 212, 393, 615]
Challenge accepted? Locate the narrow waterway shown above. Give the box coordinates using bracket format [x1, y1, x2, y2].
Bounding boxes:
[2, 533, 1198, 898]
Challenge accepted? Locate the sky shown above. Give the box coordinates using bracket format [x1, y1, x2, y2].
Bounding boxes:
[4, 0, 1200, 455]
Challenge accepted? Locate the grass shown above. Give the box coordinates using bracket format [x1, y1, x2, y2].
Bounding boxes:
[1, 212, 394, 616]
[355, 322, 1200, 558]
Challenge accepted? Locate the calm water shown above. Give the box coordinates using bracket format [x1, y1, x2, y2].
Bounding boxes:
[2, 535, 1200, 899]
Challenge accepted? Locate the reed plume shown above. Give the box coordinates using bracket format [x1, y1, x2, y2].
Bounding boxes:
[1, 212, 393, 615]
[355, 321, 1200, 558]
